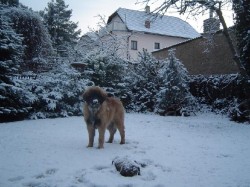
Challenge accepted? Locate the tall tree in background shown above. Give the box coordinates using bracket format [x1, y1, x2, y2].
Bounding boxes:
[41, 0, 81, 57]
[233, 0, 250, 77]
[0, 10, 23, 76]
[138, 0, 249, 78]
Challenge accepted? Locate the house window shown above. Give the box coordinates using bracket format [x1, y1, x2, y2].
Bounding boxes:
[131, 40, 138, 50]
[154, 42, 160, 50]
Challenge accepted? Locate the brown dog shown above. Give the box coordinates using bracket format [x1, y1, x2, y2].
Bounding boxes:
[83, 86, 125, 149]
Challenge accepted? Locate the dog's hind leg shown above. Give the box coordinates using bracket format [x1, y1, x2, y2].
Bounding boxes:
[116, 121, 125, 144]
[107, 123, 117, 143]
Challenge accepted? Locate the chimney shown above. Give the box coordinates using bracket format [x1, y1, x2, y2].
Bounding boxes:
[203, 18, 220, 33]
[145, 20, 150, 29]
[145, 6, 150, 14]
[203, 9, 220, 33]
[209, 8, 214, 18]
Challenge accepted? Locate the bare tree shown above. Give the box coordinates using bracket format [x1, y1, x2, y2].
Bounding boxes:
[80, 15, 133, 60]
[136, 0, 248, 78]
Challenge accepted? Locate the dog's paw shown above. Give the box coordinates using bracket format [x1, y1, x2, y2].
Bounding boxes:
[106, 140, 113, 143]
[120, 141, 125, 145]
[87, 144, 93, 148]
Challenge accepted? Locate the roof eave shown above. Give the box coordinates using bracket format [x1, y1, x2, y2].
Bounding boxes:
[126, 29, 198, 39]
[107, 12, 117, 24]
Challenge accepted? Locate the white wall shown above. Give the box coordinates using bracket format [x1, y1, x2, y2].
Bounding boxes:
[127, 32, 188, 61]
[109, 31, 188, 61]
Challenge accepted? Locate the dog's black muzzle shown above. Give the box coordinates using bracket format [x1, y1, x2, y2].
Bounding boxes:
[89, 99, 100, 109]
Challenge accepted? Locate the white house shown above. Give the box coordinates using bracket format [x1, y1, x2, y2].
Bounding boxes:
[105, 6, 200, 61]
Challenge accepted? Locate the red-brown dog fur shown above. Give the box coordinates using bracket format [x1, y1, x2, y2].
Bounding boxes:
[83, 86, 125, 149]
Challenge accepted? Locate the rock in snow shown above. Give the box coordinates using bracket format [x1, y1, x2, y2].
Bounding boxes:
[112, 156, 141, 177]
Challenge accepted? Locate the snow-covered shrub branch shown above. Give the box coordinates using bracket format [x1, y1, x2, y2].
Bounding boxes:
[20, 60, 92, 119]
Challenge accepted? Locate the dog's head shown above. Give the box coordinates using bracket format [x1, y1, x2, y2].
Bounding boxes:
[83, 86, 107, 110]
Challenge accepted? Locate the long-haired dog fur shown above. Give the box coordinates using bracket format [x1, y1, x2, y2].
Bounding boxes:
[83, 86, 125, 149]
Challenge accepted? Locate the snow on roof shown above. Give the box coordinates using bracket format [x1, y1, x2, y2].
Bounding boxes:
[108, 8, 200, 39]
[81, 32, 99, 41]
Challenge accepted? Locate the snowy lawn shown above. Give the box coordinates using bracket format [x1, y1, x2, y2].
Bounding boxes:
[0, 113, 250, 187]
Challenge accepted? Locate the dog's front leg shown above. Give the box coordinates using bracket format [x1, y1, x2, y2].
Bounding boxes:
[87, 125, 95, 147]
[97, 126, 105, 149]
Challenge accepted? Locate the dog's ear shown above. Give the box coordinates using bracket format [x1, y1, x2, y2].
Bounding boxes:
[100, 89, 108, 102]
[82, 90, 89, 101]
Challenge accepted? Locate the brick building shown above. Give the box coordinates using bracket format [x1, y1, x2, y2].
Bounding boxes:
[152, 28, 239, 75]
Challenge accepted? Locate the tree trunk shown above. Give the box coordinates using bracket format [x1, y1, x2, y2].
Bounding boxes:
[215, 8, 248, 78]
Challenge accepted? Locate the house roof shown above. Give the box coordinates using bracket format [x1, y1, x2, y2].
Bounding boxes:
[107, 8, 200, 39]
[81, 32, 98, 41]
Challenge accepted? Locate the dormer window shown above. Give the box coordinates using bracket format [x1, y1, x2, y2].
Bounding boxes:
[145, 20, 150, 29]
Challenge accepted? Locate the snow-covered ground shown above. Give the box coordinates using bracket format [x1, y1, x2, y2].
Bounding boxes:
[0, 113, 250, 187]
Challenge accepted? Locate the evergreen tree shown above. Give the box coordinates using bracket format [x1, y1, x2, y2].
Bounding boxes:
[82, 50, 127, 100]
[127, 50, 164, 112]
[233, 0, 250, 77]
[0, 0, 19, 7]
[84, 51, 125, 87]
[41, 0, 81, 57]
[155, 50, 196, 116]
[0, 10, 30, 122]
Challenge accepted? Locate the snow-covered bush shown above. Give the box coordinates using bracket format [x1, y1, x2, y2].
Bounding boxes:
[190, 73, 250, 122]
[126, 50, 197, 115]
[21, 60, 92, 119]
[229, 99, 250, 123]
[190, 74, 249, 104]
[1, 4, 91, 121]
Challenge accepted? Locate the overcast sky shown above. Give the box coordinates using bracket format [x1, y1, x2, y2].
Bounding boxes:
[19, 0, 234, 35]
